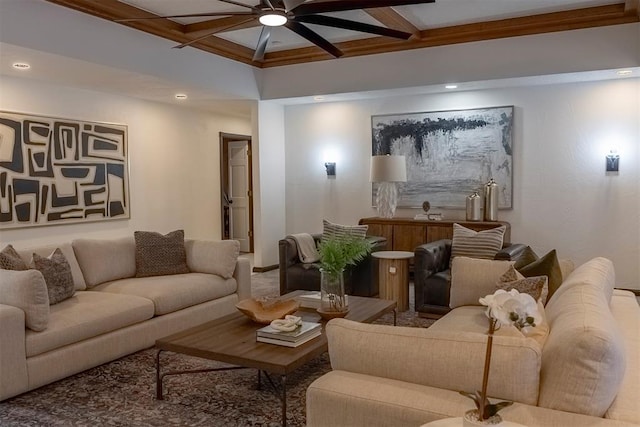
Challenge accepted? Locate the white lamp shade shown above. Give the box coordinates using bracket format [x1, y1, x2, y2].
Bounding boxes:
[370, 155, 407, 182]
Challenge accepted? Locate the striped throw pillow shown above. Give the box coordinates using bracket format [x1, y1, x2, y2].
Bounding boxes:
[322, 219, 368, 242]
[450, 223, 506, 264]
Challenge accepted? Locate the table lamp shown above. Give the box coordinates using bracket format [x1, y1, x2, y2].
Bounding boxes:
[370, 155, 407, 218]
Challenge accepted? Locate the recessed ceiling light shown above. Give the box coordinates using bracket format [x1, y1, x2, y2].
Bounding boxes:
[175, 94, 188, 100]
[313, 96, 325, 101]
[12, 62, 30, 70]
[445, 84, 458, 89]
[616, 70, 632, 76]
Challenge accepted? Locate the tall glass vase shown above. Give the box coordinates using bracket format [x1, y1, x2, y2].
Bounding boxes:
[319, 269, 349, 317]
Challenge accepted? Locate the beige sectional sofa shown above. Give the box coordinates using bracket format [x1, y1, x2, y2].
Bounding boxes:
[307, 257, 640, 427]
[0, 237, 251, 401]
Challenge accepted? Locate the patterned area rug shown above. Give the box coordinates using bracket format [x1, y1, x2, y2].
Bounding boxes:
[0, 269, 433, 427]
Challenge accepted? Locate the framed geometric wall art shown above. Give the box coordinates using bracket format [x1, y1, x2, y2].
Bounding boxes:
[0, 111, 130, 229]
[371, 105, 514, 209]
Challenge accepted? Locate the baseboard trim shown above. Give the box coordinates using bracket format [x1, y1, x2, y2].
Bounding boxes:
[253, 265, 278, 273]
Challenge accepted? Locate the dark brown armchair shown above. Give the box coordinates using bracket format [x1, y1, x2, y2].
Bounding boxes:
[414, 239, 528, 317]
[278, 234, 388, 297]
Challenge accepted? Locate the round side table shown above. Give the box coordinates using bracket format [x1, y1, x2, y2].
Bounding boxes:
[371, 250, 413, 311]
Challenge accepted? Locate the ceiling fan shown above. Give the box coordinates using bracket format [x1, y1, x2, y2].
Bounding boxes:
[116, 0, 435, 62]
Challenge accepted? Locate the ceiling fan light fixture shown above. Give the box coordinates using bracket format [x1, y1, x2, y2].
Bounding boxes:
[259, 10, 288, 27]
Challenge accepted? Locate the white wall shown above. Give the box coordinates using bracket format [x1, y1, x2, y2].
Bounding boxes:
[284, 78, 640, 289]
[0, 76, 252, 247]
[251, 101, 286, 268]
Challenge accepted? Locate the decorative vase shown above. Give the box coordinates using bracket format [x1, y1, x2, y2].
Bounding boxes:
[463, 410, 504, 427]
[318, 269, 349, 318]
[483, 178, 499, 221]
[466, 191, 482, 221]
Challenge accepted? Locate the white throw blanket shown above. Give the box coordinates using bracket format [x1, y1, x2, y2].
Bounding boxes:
[288, 233, 320, 264]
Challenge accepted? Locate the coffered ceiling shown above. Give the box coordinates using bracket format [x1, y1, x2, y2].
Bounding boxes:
[46, 0, 639, 68]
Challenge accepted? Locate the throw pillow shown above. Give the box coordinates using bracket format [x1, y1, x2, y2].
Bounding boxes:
[185, 239, 240, 279]
[517, 249, 562, 305]
[73, 237, 136, 288]
[450, 223, 506, 265]
[0, 244, 28, 271]
[322, 219, 368, 242]
[449, 257, 515, 308]
[496, 275, 548, 304]
[513, 246, 540, 269]
[134, 230, 190, 278]
[31, 248, 76, 305]
[0, 269, 50, 331]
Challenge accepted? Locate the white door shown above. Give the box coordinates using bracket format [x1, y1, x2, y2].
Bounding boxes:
[228, 141, 250, 252]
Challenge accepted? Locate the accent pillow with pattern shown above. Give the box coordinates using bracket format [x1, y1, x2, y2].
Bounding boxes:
[497, 265, 548, 304]
[0, 244, 28, 271]
[31, 248, 76, 305]
[134, 229, 190, 278]
[450, 223, 506, 266]
[321, 219, 368, 242]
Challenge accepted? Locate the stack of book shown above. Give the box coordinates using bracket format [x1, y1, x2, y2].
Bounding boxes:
[256, 321, 322, 347]
[295, 291, 322, 309]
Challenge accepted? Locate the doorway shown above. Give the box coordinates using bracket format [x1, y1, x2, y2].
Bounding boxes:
[220, 132, 254, 253]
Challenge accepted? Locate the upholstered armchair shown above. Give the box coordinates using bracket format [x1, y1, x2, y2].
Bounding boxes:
[278, 234, 387, 297]
[414, 239, 528, 317]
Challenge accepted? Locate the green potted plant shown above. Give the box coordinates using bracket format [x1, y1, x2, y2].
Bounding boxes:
[316, 236, 373, 318]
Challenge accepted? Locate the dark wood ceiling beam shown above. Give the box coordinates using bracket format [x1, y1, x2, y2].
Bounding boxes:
[364, 7, 420, 39]
[262, 4, 638, 67]
[184, 16, 261, 35]
[624, 0, 639, 16]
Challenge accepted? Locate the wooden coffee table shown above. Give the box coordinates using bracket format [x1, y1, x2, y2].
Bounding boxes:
[154, 290, 396, 426]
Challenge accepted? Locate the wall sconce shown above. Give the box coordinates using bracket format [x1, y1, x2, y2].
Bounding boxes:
[324, 162, 336, 176]
[606, 150, 620, 172]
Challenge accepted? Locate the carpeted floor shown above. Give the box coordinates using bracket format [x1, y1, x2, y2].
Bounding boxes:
[0, 269, 433, 427]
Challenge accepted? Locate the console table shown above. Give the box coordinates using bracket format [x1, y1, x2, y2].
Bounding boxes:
[359, 217, 511, 253]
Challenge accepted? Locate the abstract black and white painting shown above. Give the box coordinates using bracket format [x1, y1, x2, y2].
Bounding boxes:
[371, 106, 513, 209]
[0, 111, 129, 229]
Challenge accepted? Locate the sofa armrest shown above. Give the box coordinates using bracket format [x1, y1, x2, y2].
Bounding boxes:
[326, 318, 541, 405]
[233, 258, 252, 302]
[494, 243, 528, 261]
[0, 304, 28, 401]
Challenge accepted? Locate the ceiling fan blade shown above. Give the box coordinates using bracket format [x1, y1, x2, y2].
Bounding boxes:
[253, 26, 272, 61]
[115, 12, 255, 22]
[173, 17, 257, 49]
[294, 14, 412, 39]
[262, 0, 276, 10]
[282, 0, 307, 12]
[285, 21, 343, 58]
[293, 0, 435, 16]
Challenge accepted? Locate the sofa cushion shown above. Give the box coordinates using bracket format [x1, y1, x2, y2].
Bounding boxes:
[327, 318, 541, 405]
[0, 269, 49, 332]
[18, 243, 86, 291]
[25, 291, 154, 358]
[73, 237, 136, 288]
[0, 244, 28, 271]
[185, 239, 239, 279]
[450, 223, 506, 263]
[322, 219, 368, 241]
[93, 273, 237, 315]
[432, 304, 550, 348]
[30, 248, 76, 305]
[513, 246, 539, 269]
[517, 250, 562, 304]
[449, 257, 514, 308]
[538, 258, 625, 417]
[134, 230, 189, 278]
